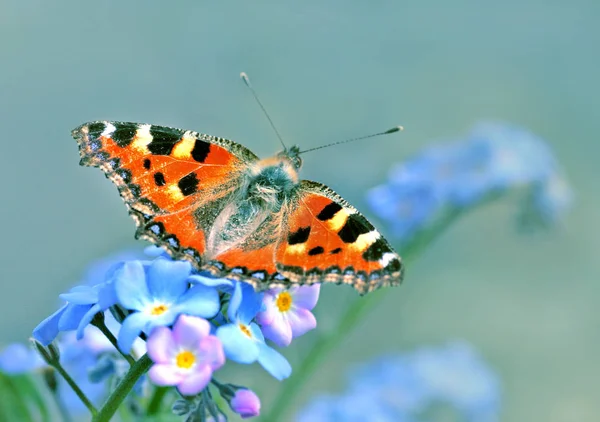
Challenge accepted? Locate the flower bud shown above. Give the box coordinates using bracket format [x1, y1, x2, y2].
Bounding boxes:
[230, 389, 261, 419]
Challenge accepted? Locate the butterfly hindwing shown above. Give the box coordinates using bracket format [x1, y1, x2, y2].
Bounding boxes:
[73, 121, 258, 265]
[275, 180, 404, 294]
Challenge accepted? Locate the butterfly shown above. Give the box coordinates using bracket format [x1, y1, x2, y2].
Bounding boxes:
[72, 121, 403, 294]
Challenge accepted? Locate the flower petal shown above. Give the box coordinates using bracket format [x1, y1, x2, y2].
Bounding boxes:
[188, 275, 234, 289]
[228, 281, 243, 321]
[115, 261, 150, 311]
[237, 284, 264, 324]
[148, 363, 184, 386]
[173, 285, 220, 319]
[59, 286, 97, 305]
[172, 315, 210, 350]
[117, 312, 149, 353]
[257, 343, 292, 380]
[96, 281, 118, 309]
[291, 285, 321, 310]
[177, 364, 212, 396]
[147, 326, 177, 363]
[58, 304, 91, 331]
[255, 294, 278, 326]
[33, 305, 68, 345]
[288, 308, 317, 338]
[260, 315, 292, 347]
[197, 335, 225, 371]
[76, 304, 102, 340]
[147, 259, 191, 301]
[216, 324, 259, 364]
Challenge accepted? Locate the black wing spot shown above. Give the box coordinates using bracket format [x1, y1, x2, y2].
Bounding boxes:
[148, 127, 181, 155]
[386, 257, 402, 272]
[112, 123, 138, 147]
[191, 139, 211, 162]
[153, 172, 166, 187]
[288, 226, 311, 245]
[308, 246, 324, 256]
[338, 214, 373, 243]
[362, 237, 390, 262]
[330, 247, 342, 254]
[317, 202, 343, 221]
[178, 172, 199, 196]
[143, 159, 151, 170]
[87, 122, 105, 138]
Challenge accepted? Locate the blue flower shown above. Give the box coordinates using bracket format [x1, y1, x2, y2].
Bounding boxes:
[115, 258, 220, 353]
[216, 282, 292, 381]
[368, 122, 571, 242]
[367, 182, 439, 241]
[468, 122, 556, 188]
[297, 342, 500, 422]
[0, 343, 45, 375]
[32, 250, 146, 345]
[55, 326, 116, 414]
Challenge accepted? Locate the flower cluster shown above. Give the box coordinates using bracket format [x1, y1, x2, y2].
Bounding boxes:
[1, 249, 321, 420]
[367, 122, 572, 242]
[297, 342, 501, 422]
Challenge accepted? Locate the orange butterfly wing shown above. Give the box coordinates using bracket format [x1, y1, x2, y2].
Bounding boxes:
[274, 181, 403, 294]
[208, 180, 403, 294]
[73, 121, 258, 266]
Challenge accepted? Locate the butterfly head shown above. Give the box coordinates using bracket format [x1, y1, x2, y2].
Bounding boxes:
[278, 145, 303, 170]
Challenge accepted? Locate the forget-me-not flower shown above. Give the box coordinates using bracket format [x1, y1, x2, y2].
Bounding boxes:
[115, 258, 220, 353]
[147, 315, 225, 396]
[256, 284, 320, 347]
[216, 281, 291, 380]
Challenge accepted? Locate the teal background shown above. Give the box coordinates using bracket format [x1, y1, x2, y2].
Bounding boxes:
[1, 1, 598, 420]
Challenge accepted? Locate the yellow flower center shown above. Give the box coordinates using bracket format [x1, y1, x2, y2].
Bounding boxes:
[175, 350, 196, 369]
[239, 323, 253, 338]
[276, 291, 293, 312]
[150, 304, 169, 315]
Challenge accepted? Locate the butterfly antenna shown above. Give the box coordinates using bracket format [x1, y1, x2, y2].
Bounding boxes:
[240, 72, 287, 150]
[298, 126, 404, 154]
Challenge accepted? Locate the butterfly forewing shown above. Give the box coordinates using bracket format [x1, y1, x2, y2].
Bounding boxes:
[73, 121, 257, 265]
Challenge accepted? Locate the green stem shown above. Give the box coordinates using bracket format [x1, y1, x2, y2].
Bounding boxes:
[51, 362, 97, 417]
[262, 205, 471, 422]
[92, 315, 136, 365]
[93, 354, 152, 422]
[146, 386, 169, 416]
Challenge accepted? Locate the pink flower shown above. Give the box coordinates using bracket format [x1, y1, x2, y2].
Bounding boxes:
[231, 389, 261, 418]
[147, 315, 225, 396]
[256, 284, 320, 347]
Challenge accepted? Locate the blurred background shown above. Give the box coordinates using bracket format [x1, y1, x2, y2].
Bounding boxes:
[1, 1, 598, 420]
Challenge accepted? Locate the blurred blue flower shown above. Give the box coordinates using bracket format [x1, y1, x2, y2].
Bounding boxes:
[366, 182, 439, 240]
[115, 259, 220, 353]
[56, 326, 116, 414]
[0, 343, 45, 375]
[297, 341, 500, 422]
[216, 282, 292, 381]
[368, 122, 571, 243]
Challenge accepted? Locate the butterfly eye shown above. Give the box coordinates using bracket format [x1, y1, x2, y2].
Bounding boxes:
[292, 155, 303, 169]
